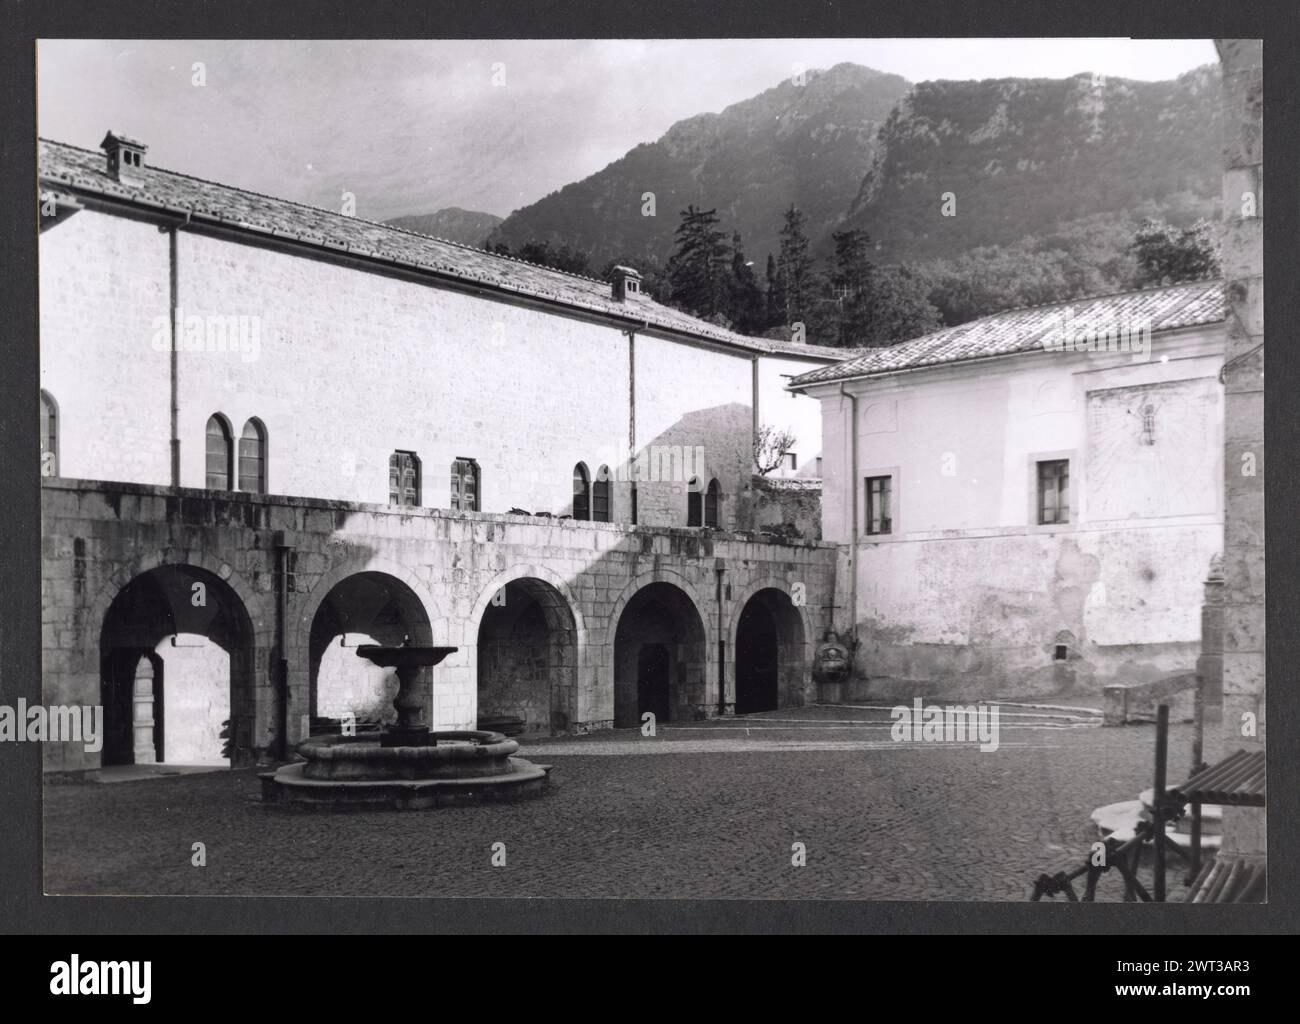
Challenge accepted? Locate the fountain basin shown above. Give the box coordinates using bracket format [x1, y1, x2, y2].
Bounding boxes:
[261, 731, 551, 810]
[260, 640, 551, 809]
[299, 730, 525, 781]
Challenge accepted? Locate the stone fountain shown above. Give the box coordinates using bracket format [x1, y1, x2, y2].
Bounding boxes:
[262, 638, 550, 809]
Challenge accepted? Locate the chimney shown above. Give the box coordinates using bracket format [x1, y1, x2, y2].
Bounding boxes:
[100, 130, 148, 185]
[610, 265, 643, 302]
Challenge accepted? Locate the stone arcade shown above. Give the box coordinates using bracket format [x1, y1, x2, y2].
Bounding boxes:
[38, 131, 840, 772]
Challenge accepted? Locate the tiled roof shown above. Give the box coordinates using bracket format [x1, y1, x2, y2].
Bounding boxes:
[787, 279, 1225, 388]
[38, 138, 850, 363]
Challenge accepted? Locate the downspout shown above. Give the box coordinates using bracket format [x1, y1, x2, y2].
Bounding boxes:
[168, 224, 181, 485]
[838, 382, 859, 646]
[715, 558, 727, 717]
[272, 531, 291, 760]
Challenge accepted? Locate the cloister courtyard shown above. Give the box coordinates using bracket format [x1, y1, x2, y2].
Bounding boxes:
[44, 704, 1195, 902]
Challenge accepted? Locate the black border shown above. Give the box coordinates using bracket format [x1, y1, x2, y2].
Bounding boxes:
[2, 0, 1297, 935]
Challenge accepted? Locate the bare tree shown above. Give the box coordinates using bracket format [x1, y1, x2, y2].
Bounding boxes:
[753, 424, 797, 475]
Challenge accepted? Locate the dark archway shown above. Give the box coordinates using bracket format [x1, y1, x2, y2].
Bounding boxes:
[735, 587, 807, 714]
[614, 582, 707, 728]
[308, 572, 432, 730]
[476, 578, 578, 735]
[99, 564, 254, 766]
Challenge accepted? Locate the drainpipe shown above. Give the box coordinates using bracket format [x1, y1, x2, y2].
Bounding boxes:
[628, 327, 637, 500]
[626, 321, 648, 522]
[168, 225, 181, 486]
[838, 382, 859, 645]
[272, 530, 291, 759]
[715, 557, 727, 716]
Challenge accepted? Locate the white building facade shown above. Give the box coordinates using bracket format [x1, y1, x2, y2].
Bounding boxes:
[790, 282, 1226, 701]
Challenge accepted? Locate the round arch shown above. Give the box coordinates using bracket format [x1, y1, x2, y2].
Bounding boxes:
[611, 577, 710, 728]
[292, 555, 445, 656]
[729, 584, 810, 714]
[97, 562, 256, 766]
[473, 568, 582, 735]
[606, 566, 713, 651]
[83, 550, 264, 674]
[304, 569, 435, 728]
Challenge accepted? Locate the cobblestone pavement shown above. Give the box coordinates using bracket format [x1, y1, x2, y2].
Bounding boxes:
[44, 704, 1194, 901]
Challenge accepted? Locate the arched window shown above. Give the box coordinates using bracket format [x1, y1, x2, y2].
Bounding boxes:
[451, 457, 479, 512]
[205, 414, 233, 490]
[705, 478, 721, 528]
[39, 390, 58, 477]
[593, 465, 612, 523]
[572, 462, 591, 520]
[238, 418, 267, 493]
[687, 476, 702, 527]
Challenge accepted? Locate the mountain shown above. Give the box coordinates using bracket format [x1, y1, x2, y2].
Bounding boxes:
[485, 63, 912, 269]
[840, 65, 1223, 262]
[385, 208, 503, 247]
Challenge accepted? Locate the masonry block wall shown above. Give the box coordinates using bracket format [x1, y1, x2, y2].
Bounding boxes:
[39, 212, 172, 485]
[1215, 38, 1265, 866]
[41, 478, 836, 773]
[39, 207, 833, 532]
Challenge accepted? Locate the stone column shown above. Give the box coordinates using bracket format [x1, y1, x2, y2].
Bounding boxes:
[132, 655, 157, 764]
[1214, 38, 1264, 866]
[1195, 554, 1225, 764]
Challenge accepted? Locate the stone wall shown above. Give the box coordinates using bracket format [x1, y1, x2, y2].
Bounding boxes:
[1214, 38, 1265, 867]
[735, 475, 823, 541]
[38, 207, 834, 532]
[41, 477, 836, 773]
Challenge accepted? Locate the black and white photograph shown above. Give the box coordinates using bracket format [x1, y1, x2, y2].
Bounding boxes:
[17, 23, 1271, 921]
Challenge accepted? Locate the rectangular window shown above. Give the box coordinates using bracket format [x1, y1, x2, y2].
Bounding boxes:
[865, 475, 892, 536]
[451, 457, 479, 512]
[389, 451, 420, 507]
[1037, 459, 1070, 524]
[783, 452, 797, 471]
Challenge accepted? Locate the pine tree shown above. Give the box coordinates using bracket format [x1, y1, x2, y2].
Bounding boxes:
[776, 205, 816, 327]
[829, 229, 876, 347]
[825, 228, 942, 347]
[764, 253, 785, 329]
[666, 206, 732, 319]
[726, 232, 766, 334]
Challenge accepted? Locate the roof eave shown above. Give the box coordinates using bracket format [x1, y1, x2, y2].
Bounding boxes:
[40, 169, 827, 362]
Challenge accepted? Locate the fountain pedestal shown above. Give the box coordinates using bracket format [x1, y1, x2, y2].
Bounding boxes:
[261, 641, 551, 809]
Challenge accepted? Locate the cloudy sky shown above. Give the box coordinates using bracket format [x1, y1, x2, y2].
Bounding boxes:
[37, 38, 1217, 222]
